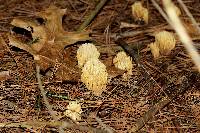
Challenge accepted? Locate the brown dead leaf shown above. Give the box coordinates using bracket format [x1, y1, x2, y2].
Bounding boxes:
[36, 5, 90, 46]
[36, 5, 66, 39]
[8, 35, 37, 56]
[11, 18, 47, 52]
[8, 5, 90, 81]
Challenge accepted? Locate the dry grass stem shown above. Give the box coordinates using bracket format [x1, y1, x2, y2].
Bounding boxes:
[163, 0, 200, 72]
[36, 65, 65, 133]
[151, 0, 171, 24]
[177, 0, 200, 33]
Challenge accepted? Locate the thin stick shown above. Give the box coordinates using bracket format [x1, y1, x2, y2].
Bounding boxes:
[163, 0, 200, 72]
[128, 75, 189, 132]
[177, 0, 200, 33]
[129, 97, 171, 133]
[77, 0, 109, 31]
[95, 116, 115, 133]
[120, 22, 141, 29]
[36, 65, 58, 121]
[36, 65, 66, 133]
[111, 23, 169, 39]
[150, 0, 171, 24]
[0, 121, 107, 133]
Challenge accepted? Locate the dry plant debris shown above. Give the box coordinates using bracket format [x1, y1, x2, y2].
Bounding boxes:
[183, 21, 200, 37]
[1, 0, 200, 133]
[8, 5, 90, 80]
[131, 1, 148, 24]
[0, 71, 10, 81]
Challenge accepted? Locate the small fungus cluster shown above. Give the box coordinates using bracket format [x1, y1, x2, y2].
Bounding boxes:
[81, 59, 108, 96]
[113, 51, 133, 79]
[131, 2, 181, 25]
[64, 101, 82, 121]
[131, 1, 148, 24]
[77, 43, 108, 96]
[150, 31, 176, 59]
[76, 43, 100, 68]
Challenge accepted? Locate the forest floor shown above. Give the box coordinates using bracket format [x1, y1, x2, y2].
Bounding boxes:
[0, 0, 200, 132]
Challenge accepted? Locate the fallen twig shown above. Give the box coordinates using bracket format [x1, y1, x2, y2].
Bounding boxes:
[111, 24, 169, 39]
[120, 22, 141, 29]
[95, 116, 115, 133]
[36, 65, 58, 121]
[77, 0, 109, 31]
[129, 97, 171, 132]
[0, 121, 108, 133]
[36, 64, 65, 133]
[177, 0, 200, 33]
[128, 75, 190, 132]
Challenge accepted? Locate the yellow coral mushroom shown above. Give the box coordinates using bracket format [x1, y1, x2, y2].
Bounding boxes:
[155, 31, 176, 55]
[64, 101, 82, 121]
[81, 58, 108, 96]
[77, 43, 100, 68]
[113, 51, 133, 75]
[150, 42, 160, 59]
[131, 1, 148, 24]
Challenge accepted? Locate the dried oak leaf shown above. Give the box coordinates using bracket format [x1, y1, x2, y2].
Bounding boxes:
[8, 5, 90, 81]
